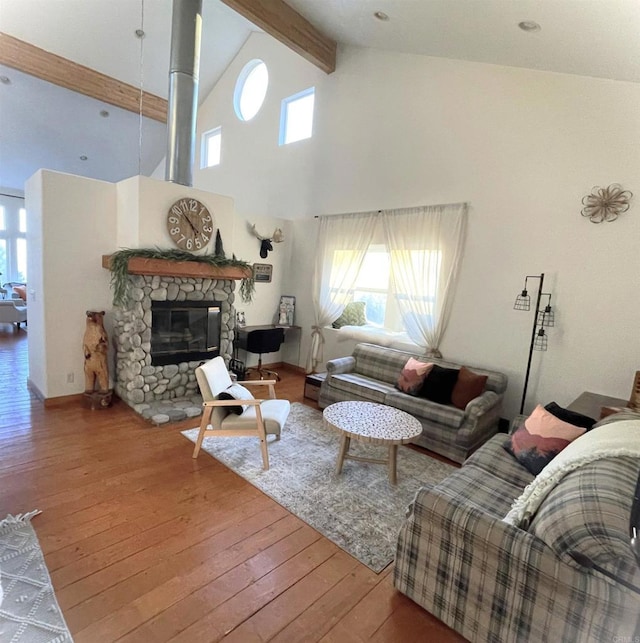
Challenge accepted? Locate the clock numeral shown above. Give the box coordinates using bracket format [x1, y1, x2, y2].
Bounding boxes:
[202, 234, 210, 243]
[186, 238, 193, 250]
[171, 205, 183, 217]
[178, 234, 187, 244]
[168, 216, 179, 224]
[189, 199, 198, 211]
[170, 226, 180, 235]
[195, 238, 202, 249]
[203, 225, 213, 233]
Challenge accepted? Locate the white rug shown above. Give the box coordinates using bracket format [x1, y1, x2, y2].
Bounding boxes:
[182, 402, 455, 572]
[0, 511, 73, 642]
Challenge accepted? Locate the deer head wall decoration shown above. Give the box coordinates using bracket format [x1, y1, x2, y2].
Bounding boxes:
[250, 223, 284, 258]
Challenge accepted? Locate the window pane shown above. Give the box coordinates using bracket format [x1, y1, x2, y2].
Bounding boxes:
[19, 208, 27, 233]
[353, 291, 387, 326]
[234, 60, 268, 121]
[281, 89, 315, 145]
[16, 238, 27, 281]
[202, 128, 221, 168]
[0, 239, 6, 282]
[355, 250, 389, 290]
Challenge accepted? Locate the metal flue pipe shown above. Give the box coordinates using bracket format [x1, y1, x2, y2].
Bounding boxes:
[165, 0, 202, 186]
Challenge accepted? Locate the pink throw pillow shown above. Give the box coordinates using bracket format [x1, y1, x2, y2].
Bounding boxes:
[396, 358, 434, 396]
[504, 404, 586, 475]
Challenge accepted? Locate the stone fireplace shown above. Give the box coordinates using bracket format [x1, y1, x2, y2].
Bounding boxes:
[105, 256, 250, 412]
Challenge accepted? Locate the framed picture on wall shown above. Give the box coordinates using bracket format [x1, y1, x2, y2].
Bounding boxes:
[253, 263, 273, 283]
[277, 295, 295, 327]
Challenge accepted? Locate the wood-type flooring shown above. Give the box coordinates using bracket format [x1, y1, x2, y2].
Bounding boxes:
[0, 326, 465, 642]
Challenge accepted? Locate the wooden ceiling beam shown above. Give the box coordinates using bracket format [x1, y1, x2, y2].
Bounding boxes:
[0, 32, 167, 123]
[220, 0, 336, 74]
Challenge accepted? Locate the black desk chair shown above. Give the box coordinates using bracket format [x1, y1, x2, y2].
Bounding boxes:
[245, 327, 285, 381]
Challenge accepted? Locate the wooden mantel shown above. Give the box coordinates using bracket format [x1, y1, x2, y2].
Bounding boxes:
[101, 255, 252, 280]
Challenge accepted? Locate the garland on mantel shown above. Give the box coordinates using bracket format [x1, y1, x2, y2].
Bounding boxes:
[108, 248, 255, 307]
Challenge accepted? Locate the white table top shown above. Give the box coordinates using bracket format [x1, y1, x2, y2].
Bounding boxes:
[323, 401, 422, 444]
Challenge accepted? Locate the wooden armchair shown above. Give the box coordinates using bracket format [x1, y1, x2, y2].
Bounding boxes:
[192, 356, 290, 470]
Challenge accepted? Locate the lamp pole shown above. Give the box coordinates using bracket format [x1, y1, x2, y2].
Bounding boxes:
[520, 273, 544, 415]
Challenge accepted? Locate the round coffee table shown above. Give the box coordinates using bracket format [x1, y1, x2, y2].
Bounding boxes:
[323, 401, 422, 484]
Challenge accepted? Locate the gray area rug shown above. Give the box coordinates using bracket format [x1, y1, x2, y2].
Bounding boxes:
[182, 402, 455, 572]
[0, 511, 73, 642]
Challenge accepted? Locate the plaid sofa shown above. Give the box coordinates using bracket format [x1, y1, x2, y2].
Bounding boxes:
[318, 342, 507, 463]
[394, 420, 640, 642]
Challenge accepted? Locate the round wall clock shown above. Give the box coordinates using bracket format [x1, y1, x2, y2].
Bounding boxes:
[166, 198, 214, 251]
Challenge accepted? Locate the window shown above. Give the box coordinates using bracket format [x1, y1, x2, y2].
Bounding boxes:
[201, 127, 222, 168]
[332, 244, 442, 332]
[234, 59, 268, 121]
[0, 202, 27, 283]
[279, 87, 315, 145]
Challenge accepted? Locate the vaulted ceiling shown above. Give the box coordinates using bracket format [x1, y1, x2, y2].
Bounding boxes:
[1, 0, 638, 192]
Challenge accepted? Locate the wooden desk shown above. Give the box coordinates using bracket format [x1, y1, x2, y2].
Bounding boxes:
[568, 391, 630, 419]
[235, 325, 302, 365]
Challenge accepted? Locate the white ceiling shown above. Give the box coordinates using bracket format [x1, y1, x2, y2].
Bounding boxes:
[1, 0, 639, 192]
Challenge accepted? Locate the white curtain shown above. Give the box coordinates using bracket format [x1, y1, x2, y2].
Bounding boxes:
[381, 203, 468, 356]
[306, 212, 378, 372]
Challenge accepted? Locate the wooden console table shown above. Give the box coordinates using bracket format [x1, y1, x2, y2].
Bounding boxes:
[568, 391, 630, 420]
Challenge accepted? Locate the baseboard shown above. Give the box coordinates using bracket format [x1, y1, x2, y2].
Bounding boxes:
[43, 393, 86, 408]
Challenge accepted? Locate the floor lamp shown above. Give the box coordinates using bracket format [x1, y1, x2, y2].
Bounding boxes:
[514, 273, 556, 414]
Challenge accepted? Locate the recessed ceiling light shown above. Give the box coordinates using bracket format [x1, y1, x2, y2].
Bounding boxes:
[100, 110, 110, 118]
[518, 21, 541, 32]
[135, 29, 145, 38]
[79, 155, 88, 161]
[0, 76, 11, 85]
[373, 11, 389, 21]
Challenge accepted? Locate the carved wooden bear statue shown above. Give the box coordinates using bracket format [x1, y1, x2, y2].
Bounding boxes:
[83, 310, 109, 394]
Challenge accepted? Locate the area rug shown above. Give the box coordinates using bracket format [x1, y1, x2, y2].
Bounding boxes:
[182, 402, 455, 572]
[0, 511, 73, 642]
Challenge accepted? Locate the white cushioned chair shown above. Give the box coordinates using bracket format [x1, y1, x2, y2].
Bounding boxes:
[193, 356, 290, 470]
[0, 300, 27, 329]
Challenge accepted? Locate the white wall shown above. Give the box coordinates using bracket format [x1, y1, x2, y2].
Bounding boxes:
[192, 35, 640, 419]
[26, 170, 116, 398]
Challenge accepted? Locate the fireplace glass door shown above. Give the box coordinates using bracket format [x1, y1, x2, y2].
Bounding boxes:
[151, 301, 221, 366]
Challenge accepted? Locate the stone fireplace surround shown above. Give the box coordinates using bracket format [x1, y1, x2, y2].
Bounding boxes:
[105, 256, 250, 423]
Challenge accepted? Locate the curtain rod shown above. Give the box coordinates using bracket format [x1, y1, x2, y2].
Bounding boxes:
[313, 201, 468, 218]
[0, 192, 25, 200]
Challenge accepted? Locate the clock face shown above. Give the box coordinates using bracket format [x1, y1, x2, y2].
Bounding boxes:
[166, 198, 214, 251]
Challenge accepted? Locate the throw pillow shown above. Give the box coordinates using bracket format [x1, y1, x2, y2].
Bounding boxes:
[332, 301, 366, 329]
[451, 366, 488, 410]
[420, 365, 460, 405]
[396, 358, 434, 396]
[13, 285, 27, 301]
[544, 401, 596, 430]
[504, 404, 586, 475]
[217, 383, 254, 415]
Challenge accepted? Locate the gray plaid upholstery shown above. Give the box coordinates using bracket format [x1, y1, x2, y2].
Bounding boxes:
[394, 430, 640, 642]
[319, 342, 507, 463]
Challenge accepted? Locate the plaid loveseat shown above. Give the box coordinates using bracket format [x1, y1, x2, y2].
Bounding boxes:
[318, 342, 507, 463]
[394, 419, 640, 642]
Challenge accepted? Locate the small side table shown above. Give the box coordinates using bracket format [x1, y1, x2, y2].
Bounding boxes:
[304, 372, 326, 401]
[568, 391, 630, 420]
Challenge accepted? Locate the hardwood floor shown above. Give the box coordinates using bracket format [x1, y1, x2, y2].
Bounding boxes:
[0, 326, 465, 642]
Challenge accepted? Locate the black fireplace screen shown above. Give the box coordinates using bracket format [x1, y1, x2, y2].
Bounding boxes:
[150, 301, 221, 366]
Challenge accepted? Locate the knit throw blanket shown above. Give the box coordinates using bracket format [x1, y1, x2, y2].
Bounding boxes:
[504, 419, 640, 527]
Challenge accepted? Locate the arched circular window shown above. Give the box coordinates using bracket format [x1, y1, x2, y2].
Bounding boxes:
[233, 59, 268, 121]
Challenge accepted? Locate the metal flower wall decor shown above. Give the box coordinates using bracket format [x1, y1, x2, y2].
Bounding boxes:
[581, 183, 633, 224]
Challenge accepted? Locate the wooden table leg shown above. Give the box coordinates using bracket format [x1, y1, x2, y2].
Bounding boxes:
[388, 444, 398, 484]
[336, 434, 350, 475]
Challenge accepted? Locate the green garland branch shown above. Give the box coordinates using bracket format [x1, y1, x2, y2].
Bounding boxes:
[108, 248, 255, 307]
